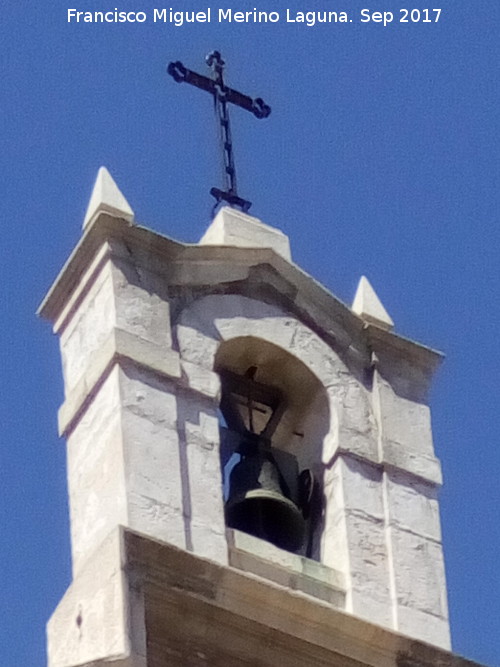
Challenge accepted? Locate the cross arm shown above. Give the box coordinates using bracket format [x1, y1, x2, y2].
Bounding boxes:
[167, 61, 271, 119]
[168, 61, 216, 95]
[224, 88, 271, 119]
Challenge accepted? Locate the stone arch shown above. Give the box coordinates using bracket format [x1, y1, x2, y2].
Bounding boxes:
[175, 294, 354, 450]
[176, 294, 350, 419]
[214, 335, 328, 471]
[175, 294, 374, 560]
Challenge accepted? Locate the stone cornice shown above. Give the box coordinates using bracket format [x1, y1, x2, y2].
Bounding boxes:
[38, 211, 443, 381]
[57, 328, 182, 437]
[124, 527, 485, 667]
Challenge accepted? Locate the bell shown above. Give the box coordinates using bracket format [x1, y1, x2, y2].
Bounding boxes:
[225, 448, 305, 552]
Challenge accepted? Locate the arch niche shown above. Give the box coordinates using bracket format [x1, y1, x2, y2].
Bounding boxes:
[176, 294, 349, 560]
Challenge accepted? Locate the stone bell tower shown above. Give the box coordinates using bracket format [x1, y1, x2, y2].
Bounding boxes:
[40, 167, 484, 667]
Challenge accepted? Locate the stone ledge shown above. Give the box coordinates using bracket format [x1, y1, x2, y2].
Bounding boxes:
[180, 358, 221, 400]
[123, 527, 486, 667]
[47, 529, 132, 667]
[48, 526, 485, 667]
[58, 327, 226, 437]
[58, 329, 181, 437]
[326, 449, 443, 489]
[367, 324, 443, 375]
[227, 529, 346, 608]
[38, 213, 442, 392]
[53, 243, 112, 336]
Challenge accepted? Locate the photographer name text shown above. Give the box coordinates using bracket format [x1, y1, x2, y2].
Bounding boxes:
[67, 7, 443, 27]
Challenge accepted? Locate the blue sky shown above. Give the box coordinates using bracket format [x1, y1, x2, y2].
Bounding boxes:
[1, 1, 499, 664]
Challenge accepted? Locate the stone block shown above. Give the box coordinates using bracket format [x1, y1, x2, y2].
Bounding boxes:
[178, 295, 296, 361]
[376, 373, 435, 457]
[184, 418, 225, 526]
[383, 439, 442, 485]
[67, 367, 127, 575]
[58, 330, 118, 437]
[177, 398, 227, 563]
[323, 460, 345, 510]
[111, 261, 173, 348]
[82, 166, 134, 229]
[391, 527, 448, 619]
[345, 512, 391, 623]
[122, 416, 183, 510]
[338, 381, 379, 463]
[118, 369, 187, 545]
[181, 359, 221, 399]
[322, 456, 387, 589]
[288, 326, 347, 387]
[177, 322, 220, 369]
[128, 492, 186, 551]
[216, 314, 297, 354]
[386, 469, 442, 541]
[60, 261, 116, 393]
[170, 258, 253, 287]
[352, 276, 394, 331]
[47, 529, 130, 667]
[397, 604, 451, 650]
[322, 460, 350, 572]
[58, 329, 181, 437]
[199, 206, 292, 261]
[340, 457, 384, 521]
[120, 367, 178, 432]
[321, 509, 351, 574]
[189, 521, 229, 564]
[350, 588, 393, 629]
[228, 529, 345, 596]
[114, 328, 181, 379]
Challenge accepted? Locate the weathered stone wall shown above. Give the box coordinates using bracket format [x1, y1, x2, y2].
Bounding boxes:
[47, 530, 140, 667]
[59, 260, 116, 394]
[44, 216, 450, 654]
[119, 366, 185, 552]
[57, 248, 228, 571]
[66, 366, 127, 576]
[174, 291, 449, 647]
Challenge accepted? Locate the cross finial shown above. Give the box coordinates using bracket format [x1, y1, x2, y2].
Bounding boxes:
[167, 51, 271, 214]
[206, 49, 224, 75]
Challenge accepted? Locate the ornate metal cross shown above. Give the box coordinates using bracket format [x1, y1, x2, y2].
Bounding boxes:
[167, 51, 271, 213]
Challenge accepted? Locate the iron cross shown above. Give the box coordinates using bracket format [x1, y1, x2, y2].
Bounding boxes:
[167, 51, 271, 213]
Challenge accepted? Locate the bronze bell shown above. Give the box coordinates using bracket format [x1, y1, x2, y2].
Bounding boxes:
[225, 447, 305, 552]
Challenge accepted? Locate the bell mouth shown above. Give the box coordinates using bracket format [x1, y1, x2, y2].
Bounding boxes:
[226, 490, 305, 552]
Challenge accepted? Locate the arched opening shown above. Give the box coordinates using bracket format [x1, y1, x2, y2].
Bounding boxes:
[215, 336, 330, 558]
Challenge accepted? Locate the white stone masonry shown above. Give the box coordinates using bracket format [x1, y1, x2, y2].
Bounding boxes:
[40, 202, 450, 666]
